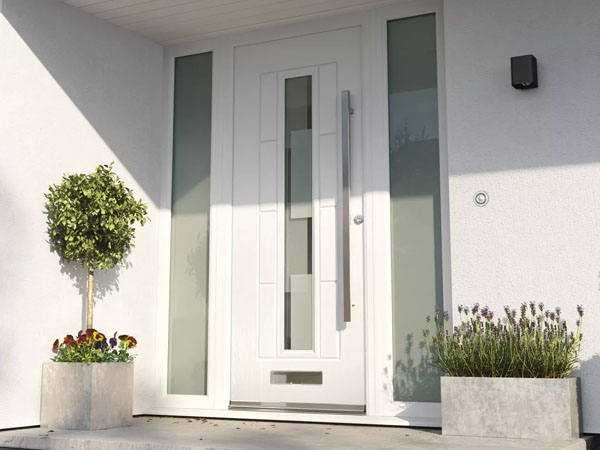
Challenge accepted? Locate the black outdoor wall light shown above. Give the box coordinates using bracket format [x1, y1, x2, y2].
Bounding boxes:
[511, 54, 538, 89]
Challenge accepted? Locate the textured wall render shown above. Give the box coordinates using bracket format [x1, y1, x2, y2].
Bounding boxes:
[444, 0, 600, 432]
[0, 0, 164, 429]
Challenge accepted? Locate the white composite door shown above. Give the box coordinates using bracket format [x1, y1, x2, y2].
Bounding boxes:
[231, 26, 365, 411]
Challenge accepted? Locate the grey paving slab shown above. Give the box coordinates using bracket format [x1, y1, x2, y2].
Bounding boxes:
[0, 416, 595, 450]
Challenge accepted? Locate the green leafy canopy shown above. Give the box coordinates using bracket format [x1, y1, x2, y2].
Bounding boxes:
[44, 163, 149, 270]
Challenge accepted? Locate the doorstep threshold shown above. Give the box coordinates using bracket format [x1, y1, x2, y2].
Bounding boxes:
[228, 401, 365, 415]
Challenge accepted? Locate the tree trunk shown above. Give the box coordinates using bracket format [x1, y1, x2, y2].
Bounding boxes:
[86, 267, 94, 329]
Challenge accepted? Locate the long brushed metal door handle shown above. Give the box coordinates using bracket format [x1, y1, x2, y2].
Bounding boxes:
[341, 90, 352, 323]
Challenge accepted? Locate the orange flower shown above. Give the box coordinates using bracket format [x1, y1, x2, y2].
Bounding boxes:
[63, 335, 76, 347]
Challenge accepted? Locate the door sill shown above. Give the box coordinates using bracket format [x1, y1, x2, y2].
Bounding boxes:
[229, 401, 365, 415]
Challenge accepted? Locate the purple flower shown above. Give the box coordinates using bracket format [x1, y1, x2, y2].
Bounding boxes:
[577, 305, 584, 317]
[109, 331, 118, 348]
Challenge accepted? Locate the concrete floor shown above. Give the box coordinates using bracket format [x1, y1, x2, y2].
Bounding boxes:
[0, 416, 595, 450]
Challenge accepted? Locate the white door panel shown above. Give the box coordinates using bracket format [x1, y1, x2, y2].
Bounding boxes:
[231, 27, 364, 409]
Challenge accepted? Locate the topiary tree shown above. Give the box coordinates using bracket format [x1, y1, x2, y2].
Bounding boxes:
[45, 163, 148, 329]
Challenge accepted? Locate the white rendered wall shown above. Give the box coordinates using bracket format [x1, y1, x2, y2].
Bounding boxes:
[3, 0, 600, 432]
[444, 0, 600, 433]
[0, 0, 164, 428]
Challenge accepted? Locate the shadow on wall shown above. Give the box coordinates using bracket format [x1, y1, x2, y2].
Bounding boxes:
[572, 353, 600, 429]
[58, 256, 126, 331]
[393, 332, 441, 403]
[2, 0, 164, 205]
[186, 231, 209, 296]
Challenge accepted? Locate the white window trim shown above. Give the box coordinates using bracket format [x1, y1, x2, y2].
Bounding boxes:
[366, 0, 450, 421]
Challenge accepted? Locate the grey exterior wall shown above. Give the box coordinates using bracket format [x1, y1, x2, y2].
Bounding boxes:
[444, 0, 600, 433]
[0, 0, 164, 429]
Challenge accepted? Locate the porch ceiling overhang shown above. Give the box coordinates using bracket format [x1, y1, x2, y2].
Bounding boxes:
[61, 0, 404, 46]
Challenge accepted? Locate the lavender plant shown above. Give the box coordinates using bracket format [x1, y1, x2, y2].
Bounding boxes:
[424, 303, 583, 378]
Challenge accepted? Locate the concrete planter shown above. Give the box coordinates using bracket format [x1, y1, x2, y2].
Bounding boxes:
[41, 361, 133, 430]
[441, 376, 582, 440]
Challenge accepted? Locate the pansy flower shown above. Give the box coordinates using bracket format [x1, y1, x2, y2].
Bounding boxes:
[119, 334, 137, 349]
[63, 335, 76, 347]
[78, 333, 88, 345]
[51, 329, 138, 362]
[92, 331, 106, 342]
[90, 331, 105, 349]
[85, 328, 97, 339]
[109, 332, 118, 348]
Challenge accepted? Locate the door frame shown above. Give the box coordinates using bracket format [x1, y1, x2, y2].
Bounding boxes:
[153, 0, 449, 427]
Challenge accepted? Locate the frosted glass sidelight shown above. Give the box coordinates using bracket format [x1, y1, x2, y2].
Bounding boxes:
[168, 52, 212, 395]
[387, 14, 443, 402]
[284, 76, 313, 351]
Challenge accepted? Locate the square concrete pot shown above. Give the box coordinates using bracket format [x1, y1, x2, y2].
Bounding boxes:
[441, 376, 582, 440]
[41, 361, 133, 430]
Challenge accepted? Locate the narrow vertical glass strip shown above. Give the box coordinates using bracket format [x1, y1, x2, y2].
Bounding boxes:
[284, 76, 313, 351]
[168, 52, 212, 395]
[387, 14, 443, 402]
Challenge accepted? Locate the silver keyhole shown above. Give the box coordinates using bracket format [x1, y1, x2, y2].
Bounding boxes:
[353, 214, 364, 225]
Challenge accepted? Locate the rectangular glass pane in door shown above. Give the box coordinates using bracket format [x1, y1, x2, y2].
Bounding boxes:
[284, 76, 313, 351]
[168, 52, 212, 395]
[387, 14, 443, 402]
